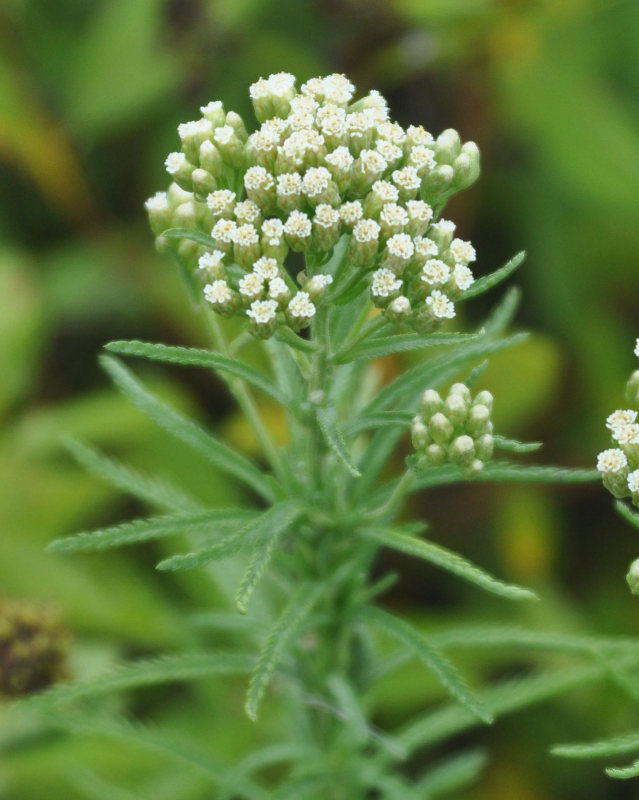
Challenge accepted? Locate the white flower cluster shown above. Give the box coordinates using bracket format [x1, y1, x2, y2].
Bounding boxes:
[597, 340, 639, 506]
[411, 384, 494, 475]
[146, 72, 481, 337]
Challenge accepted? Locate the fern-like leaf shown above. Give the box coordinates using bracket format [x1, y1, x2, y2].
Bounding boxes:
[360, 528, 536, 601]
[606, 761, 639, 779]
[364, 607, 492, 724]
[616, 500, 639, 529]
[493, 435, 542, 454]
[161, 226, 217, 248]
[48, 509, 255, 554]
[105, 340, 291, 408]
[100, 355, 278, 502]
[415, 749, 488, 797]
[461, 251, 526, 300]
[332, 332, 478, 364]
[63, 438, 202, 512]
[317, 406, 361, 477]
[245, 583, 322, 721]
[158, 501, 302, 573]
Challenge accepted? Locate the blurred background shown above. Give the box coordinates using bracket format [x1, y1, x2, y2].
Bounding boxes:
[1, 0, 639, 797]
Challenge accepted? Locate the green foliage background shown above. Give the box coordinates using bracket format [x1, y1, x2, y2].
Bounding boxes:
[1, 0, 638, 797]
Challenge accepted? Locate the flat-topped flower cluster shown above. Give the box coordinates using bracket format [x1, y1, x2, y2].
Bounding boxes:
[146, 72, 480, 338]
[411, 383, 495, 475]
[597, 338, 639, 506]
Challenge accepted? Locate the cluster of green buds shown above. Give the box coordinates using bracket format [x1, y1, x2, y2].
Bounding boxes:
[596, 339, 639, 508]
[0, 599, 70, 697]
[146, 72, 480, 339]
[411, 384, 495, 475]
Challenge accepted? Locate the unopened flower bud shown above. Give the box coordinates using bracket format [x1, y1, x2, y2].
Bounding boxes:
[444, 392, 468, 427]
[424, 443, 446, 466]
[467, 404, 492, 437]
[422, 389, 443, 416]
[145, 192, 172, 235]
[435, 128, 462, 165]
[429, 412, 454, 444]
[411, 416, 430, 450]
[225, 111, 248, 142]
[449, 434, 475, 468]
[473, 390, 494, 412]
[165, 152, 195, 191]
[191, 168, 217, 197]
[199, 140, 223, 175]
[386, 295, 411, 321]
[627, 558, 639, 595]
[475, 433, 494, 461]
[305, 274, 334, 302]
[213, 125, 245, 169]
[200, 100, 226, 127]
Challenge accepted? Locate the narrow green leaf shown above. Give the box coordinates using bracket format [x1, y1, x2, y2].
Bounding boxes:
[360, 528, 536, 601]
[482, 286, 521, 335]
[345, 411, 413, 437]
[363, 333, 528, 416]
[100, 355, 277, 502]
[410, 461, 599, 491]
[245, 583, 322, 721]
[161, 226, 217, 248]
[21, 652, 254, 710]
[365, 607, 492, 723]
[415, 749, 488, 797]
[48, 509, 254, 554]
[461, 251, 526, 300]
[398, 660, 626, 753]
[235, 504, 303, 613]
[333, 332, 478, 364]
[105, 340, 290, 407]
[493, 435, 543, 454]
[159, 501, 302, 573]
[616, 500, 639, 530]
[606, 761, 639, 779]
[553, 732, 639, 760]
[317, 406, 362, 477]
[63, 437, 202, 512]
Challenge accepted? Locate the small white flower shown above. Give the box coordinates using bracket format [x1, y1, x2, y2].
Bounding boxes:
[244, 166, 274, 192]
[347, 112, 375, 139]
[629, 469, 639, 494]
[453, 264, 475, 291]
[253, 257, 279, 280]
[213, 125, 235, 146]
[300, 77, 325, 99]
[311, 274, 334, 289]
[204, 280, 233, 304]
[325, 146, 354, 172]
[426, 290, 456, 319]
[392, 166, 421, 193]
[233, 224, 259, 246]
[302, 166, 331, 197]
[408, 145, 437, 172]
[277, 172, 303, 195]
[606, 409, 637, 433]
[235, 200, 261, 224]
[377, 121, 406, 145]
[290, 94, 319, 116]
[379, 203, 409, 229]
[239, 272, 265, 299]
[198, 250, 225, 272]
[371, 268, 403, 298]
[614, 422, 639, 446]
[371, 181, 399, 204]
[145, 192, 169, 212]
[635, 338, 639, 358]
[314, 204, 340, 227]
[322, 73, 355, 105]
[268, 277, 290, 301]
[261, 218, 285, 244]
[200, 100, 223, 116]
[375, 140, 403, 165]
[353, 218, 380, 243]
[247, 298, 278, 323]
[450, 238, 477, 265]
[207, 189, 236, 215]
[406, 200, 433, 224]
[284, 210, 312, 238]
[288, 291, 316, 320]
[358, 149, 387, 177]
[414, 237, 439, 259]
[421, 259, 451, 286]
[597, 448, 628, 473]
[406, 125, 434, 146]
[165, 152, 187, 174]
[339, 201, 363, 226]
[212, 218, 237, 244]
[386, 233, 414, 261]
[178, 119, 212, 140]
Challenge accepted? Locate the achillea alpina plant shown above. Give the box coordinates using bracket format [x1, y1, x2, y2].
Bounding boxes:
[24, 73, 630, 796]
